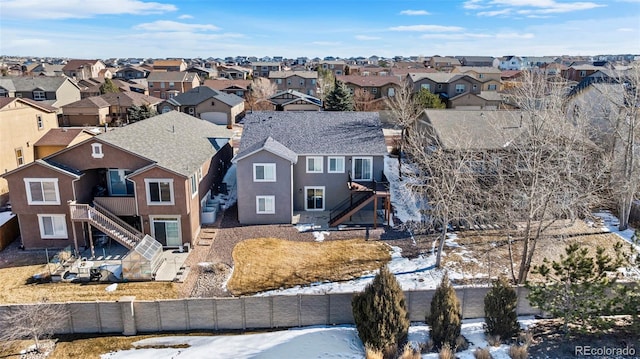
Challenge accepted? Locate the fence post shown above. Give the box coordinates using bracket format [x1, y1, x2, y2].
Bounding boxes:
[119, 296, 136, 336]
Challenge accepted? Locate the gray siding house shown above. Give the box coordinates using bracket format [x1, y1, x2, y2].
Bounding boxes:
[233, 112, 389, 226]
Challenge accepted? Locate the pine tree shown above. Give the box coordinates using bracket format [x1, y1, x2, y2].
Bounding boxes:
[527, 243, 624, 336]
[484, 277, 520, 340]
[427, 274, 462, 349]
[415, 88, 445, 109]
[324, 79, 354, 111]
[127, 104, 157, 123]
[99, 78, 120, 94]
[352, 266, 409, 353]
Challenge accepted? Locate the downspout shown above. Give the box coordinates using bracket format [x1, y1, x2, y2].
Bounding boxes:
[70, 177, 80, 255]
[290, 161, 294, 223]
[127, 177, 141, 231]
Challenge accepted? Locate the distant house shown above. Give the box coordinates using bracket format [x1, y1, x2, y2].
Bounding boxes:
[269, 71, 318, 95]
[562, 64, 602, 83]
[251, 62, 282, 77]
[319, 60, 347, 76]
[451, 66, 503, 91]
[34, 128, 98, 159]
[233, 112, 389, 227]
[29, 64, 65, 77]
[147, 71, 200, 100]
[0, 97, 58, 206]
[428, 56, 461, 71]
[0, 76, 81, 107]
[62, 59, 107, 80]
[153, 59, 187, 72]
[268, 90, 322, 111]
[458, 56, 495, 67]
[338, 75, 401, 100]
[498, 56, 523, 71]
[158, 86, 245, 128]
[204, 79, 252, 98]
[114, 66, 150, 80]
[2, 111, 234, 249]
[186, 66, 218, 80]
[407, 73, 489, 109]
[217, 65, 251, 80]
[61, 92, 163, 126]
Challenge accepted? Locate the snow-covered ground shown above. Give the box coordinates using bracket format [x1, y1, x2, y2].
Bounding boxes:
[384, 155, 425, 225]
[101, 317, 537, 359]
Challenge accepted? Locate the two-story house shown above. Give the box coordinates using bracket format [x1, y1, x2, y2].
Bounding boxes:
[147, 71, 200, 100]
[458, 56, 495, 67]
[498, 56, 523, 71]
[562, 64, 602, 83]
[114, 66, 150, 80]
[451, 66, 503, 91]
[61, 92, 163, 126]
[428, 56, 461, 71]
[2, 111, 233, 250]
[62, 59, 107, 80]
[233, 112, 389, 227]
[152, 59, 187, 72]
[0, 98, 58, 206]
[319, 60, 347, 76]
[1, 76, 81, 107]
[337, 75, 401, 100]
[408, 73, 488, 109]
[204, 79, 252, 99]
[217, 65, 251, 80]
[268, 90, 323, 111]
[269, 71, 318, 95]
[158, 86, 245, 129]
[251, 62, 282, 78]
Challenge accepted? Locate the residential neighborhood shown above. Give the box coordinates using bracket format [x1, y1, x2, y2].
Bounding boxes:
[0, 2, 639, 356]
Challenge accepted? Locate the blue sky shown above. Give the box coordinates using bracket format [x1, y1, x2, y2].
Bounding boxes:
[0, 0, 638, 59]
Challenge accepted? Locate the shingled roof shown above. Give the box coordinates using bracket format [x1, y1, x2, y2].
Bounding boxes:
[235, 111, 387, 160]
[166, 85, 244, 107]
[96, 111, 233, 177]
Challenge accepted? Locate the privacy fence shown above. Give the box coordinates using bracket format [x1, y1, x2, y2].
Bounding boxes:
[0, 287, 541, 336]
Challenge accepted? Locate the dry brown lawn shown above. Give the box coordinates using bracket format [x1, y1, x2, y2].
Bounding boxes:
[442, 220, 635, 283]
[0, 263, 179, 304]
[227, 238, 391, 295]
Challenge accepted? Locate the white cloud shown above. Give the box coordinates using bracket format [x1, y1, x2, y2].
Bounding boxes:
[178, 14, 193, 19]
[388, 25, 464, 32]
[134, 20, 219, 32]
[355, 35, 381, 41]
[312, 41, 342, 46]
[0, 0, 177, 19]
[496, 32, 535, 39]
[478, 9, 512, 16]
[617, 27, 634, 32]
[420, 33, 493, 40]
[399, 10, 431, 15]
[463, 0, 487, 9]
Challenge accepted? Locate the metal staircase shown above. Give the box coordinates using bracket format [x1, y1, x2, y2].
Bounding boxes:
[69, 202, 144, 250]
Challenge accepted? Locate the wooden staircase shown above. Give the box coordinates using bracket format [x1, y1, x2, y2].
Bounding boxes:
[328, 191, 375, 227]
[69, 202, 144, 250]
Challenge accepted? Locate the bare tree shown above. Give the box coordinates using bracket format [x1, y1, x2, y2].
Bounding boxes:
[385, 79, 422, 179]
[246, 77, 277, 111]
[0, 300, 68, 352]
[353, 88, 385, 111]
[317, 67, 335, 102]
[487, 72, 607, 283]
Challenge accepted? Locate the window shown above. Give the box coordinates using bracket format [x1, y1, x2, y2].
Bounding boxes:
[421, 84, 431, 91]
[149, 83, 154, 88]
[253, 163, 276, 182]
[437, 84, 442, 90]
[472, 84, 477, 91]
[256, 196, 275, 214]
[169, 82, 175, 88]
[190, 174, 198, 197]
[478, 73, 484, 79]
[15, 148, 24, 166]
[388, 87, 395, 97]
[145, 179, 174, 205]
[311, 79, 316, 85]
[108, 169, 134, 196]
[287, 79, 292, 85]
[300, 80, 304, 86]
[0, 87, 7, 97]
[306, 156, 323, 173]
[38, 214, 67, 239]
[36, 115, 43, 129]
[24, 178, 60, 205]
[305, 187, 325, 211]
[197, 167, 203, 181]
[276, 79, 282, 84]
[488, 84, 497, 90]
[89, 143, 104, 159]
[33, 90, 45, 101]
[328, 156, 345, 173]
[352, 157, 373, 181]
[161, 82, 165, 89]
[579, 70, 586, 77]
[371, 87, 378, 94]
[455, 84, 466, 93]
[151, 216, 181, 246]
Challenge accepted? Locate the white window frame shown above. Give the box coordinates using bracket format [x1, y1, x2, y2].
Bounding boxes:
[488, 84, 497, 90]
[421, 83, 430, 91]
[371, 87, 378, 94]
[304, 186, 325, 211]
[145, 178, 175, 205]
[276, 79, 282, 84]
[36, 115, 44, 129]
[352, 156, 373, 181]
[455, 84, 466, 93]
[24, 178, 60, 205]
[306, 156, 323, 173]
[33, 90, 45, 101]
[37, 214, 68, 239]
[256, 195, 275, 214]
[328, 156, 345, 173]
[190, 174, 198, 198]
[15, 147, 24, 166]
[253, 163, 276, 182]
[150, 215, 182, 246]
[91, 143, 104, 158]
